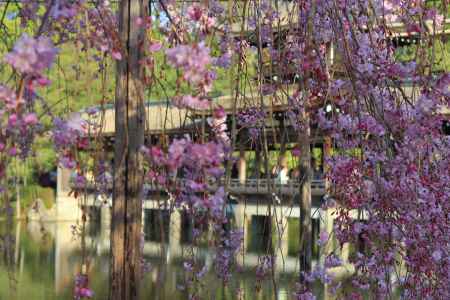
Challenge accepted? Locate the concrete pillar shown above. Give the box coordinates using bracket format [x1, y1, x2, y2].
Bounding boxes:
[57, 165, 72, 197]
[238, 145, 246, 184]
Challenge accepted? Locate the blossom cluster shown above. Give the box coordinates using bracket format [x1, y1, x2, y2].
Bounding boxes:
[237, 107, 266, 141]
[4, 34, 58, 77]
[52, 114, 88, 169]
[207, 106, 230, 146]
[73, 274, 94, 299]
[302, 1, 450, 298]
[166, 42, 215, 92]
[141, 137, 242, 285]
[83, 2, 122, 60]
[0, 86, 40, 184]
[186, 4, 215, 34]
[172, 95, 210, 110]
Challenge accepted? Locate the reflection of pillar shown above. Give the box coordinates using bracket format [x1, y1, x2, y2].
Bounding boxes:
[15, 222, 21, 264]
[55, 222, 78, 294]
[101, 205, 111, 230]
[322, 207, 338, 299]
[168, 210, 181, 260]
[234, 203, 248, 265]
[319, 208, 334, 264]
[238, 145, 246, 184]
[274, 214, 289, 273]
[99, 206, 111, 254]
[341, 242, 351, 262]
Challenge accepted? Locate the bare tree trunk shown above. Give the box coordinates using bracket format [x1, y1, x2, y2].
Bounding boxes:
[110, 1, 146, 299]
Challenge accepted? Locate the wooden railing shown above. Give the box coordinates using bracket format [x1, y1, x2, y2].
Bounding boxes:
[78, 178, 326, 196]
[145, 178, 326, 196]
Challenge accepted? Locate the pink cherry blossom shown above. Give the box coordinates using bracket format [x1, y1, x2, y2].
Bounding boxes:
[166, 42, 212, 88]
[4, 34, 57, 75]
[23, 113, 38, 126]
[173, 95, 210, 110]
[148, 42, 162, 52]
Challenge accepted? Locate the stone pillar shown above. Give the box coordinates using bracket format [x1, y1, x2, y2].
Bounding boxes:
[57, 165, 72, 197]
[168, 210, 181, 261]
[238, 145, 246, 185]
[56, 166, 80, 221]
[327, 42, 334, 68]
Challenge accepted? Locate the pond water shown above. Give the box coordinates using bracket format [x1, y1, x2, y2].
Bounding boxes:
[0, 220, 331, 300]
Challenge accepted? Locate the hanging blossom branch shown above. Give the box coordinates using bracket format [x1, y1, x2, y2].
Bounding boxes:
[0, 1, 122, 299]
[288, 0, 450, 299]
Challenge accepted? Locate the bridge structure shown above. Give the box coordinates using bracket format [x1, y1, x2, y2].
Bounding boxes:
[56, 172, 360, 279]
[57, 153, 366, 281]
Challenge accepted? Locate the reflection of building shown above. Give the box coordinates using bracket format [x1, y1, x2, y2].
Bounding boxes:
[13, 221, 341, 299]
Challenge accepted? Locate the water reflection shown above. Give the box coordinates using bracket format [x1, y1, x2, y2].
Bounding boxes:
[0, 221, 327, 300]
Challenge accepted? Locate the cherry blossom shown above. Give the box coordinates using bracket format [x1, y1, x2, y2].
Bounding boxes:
[4, 34, 58, 75]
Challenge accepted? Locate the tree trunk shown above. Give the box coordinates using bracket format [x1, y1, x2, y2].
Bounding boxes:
[110, 1, 146, 299]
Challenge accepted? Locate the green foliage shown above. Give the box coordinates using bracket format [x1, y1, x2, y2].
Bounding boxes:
[287, 217, 300, 256]
[31, 138, 57, 173]
[425, 0, 450, 17]
[20, 185, 55, 211]
[395, 39, 450, 73]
